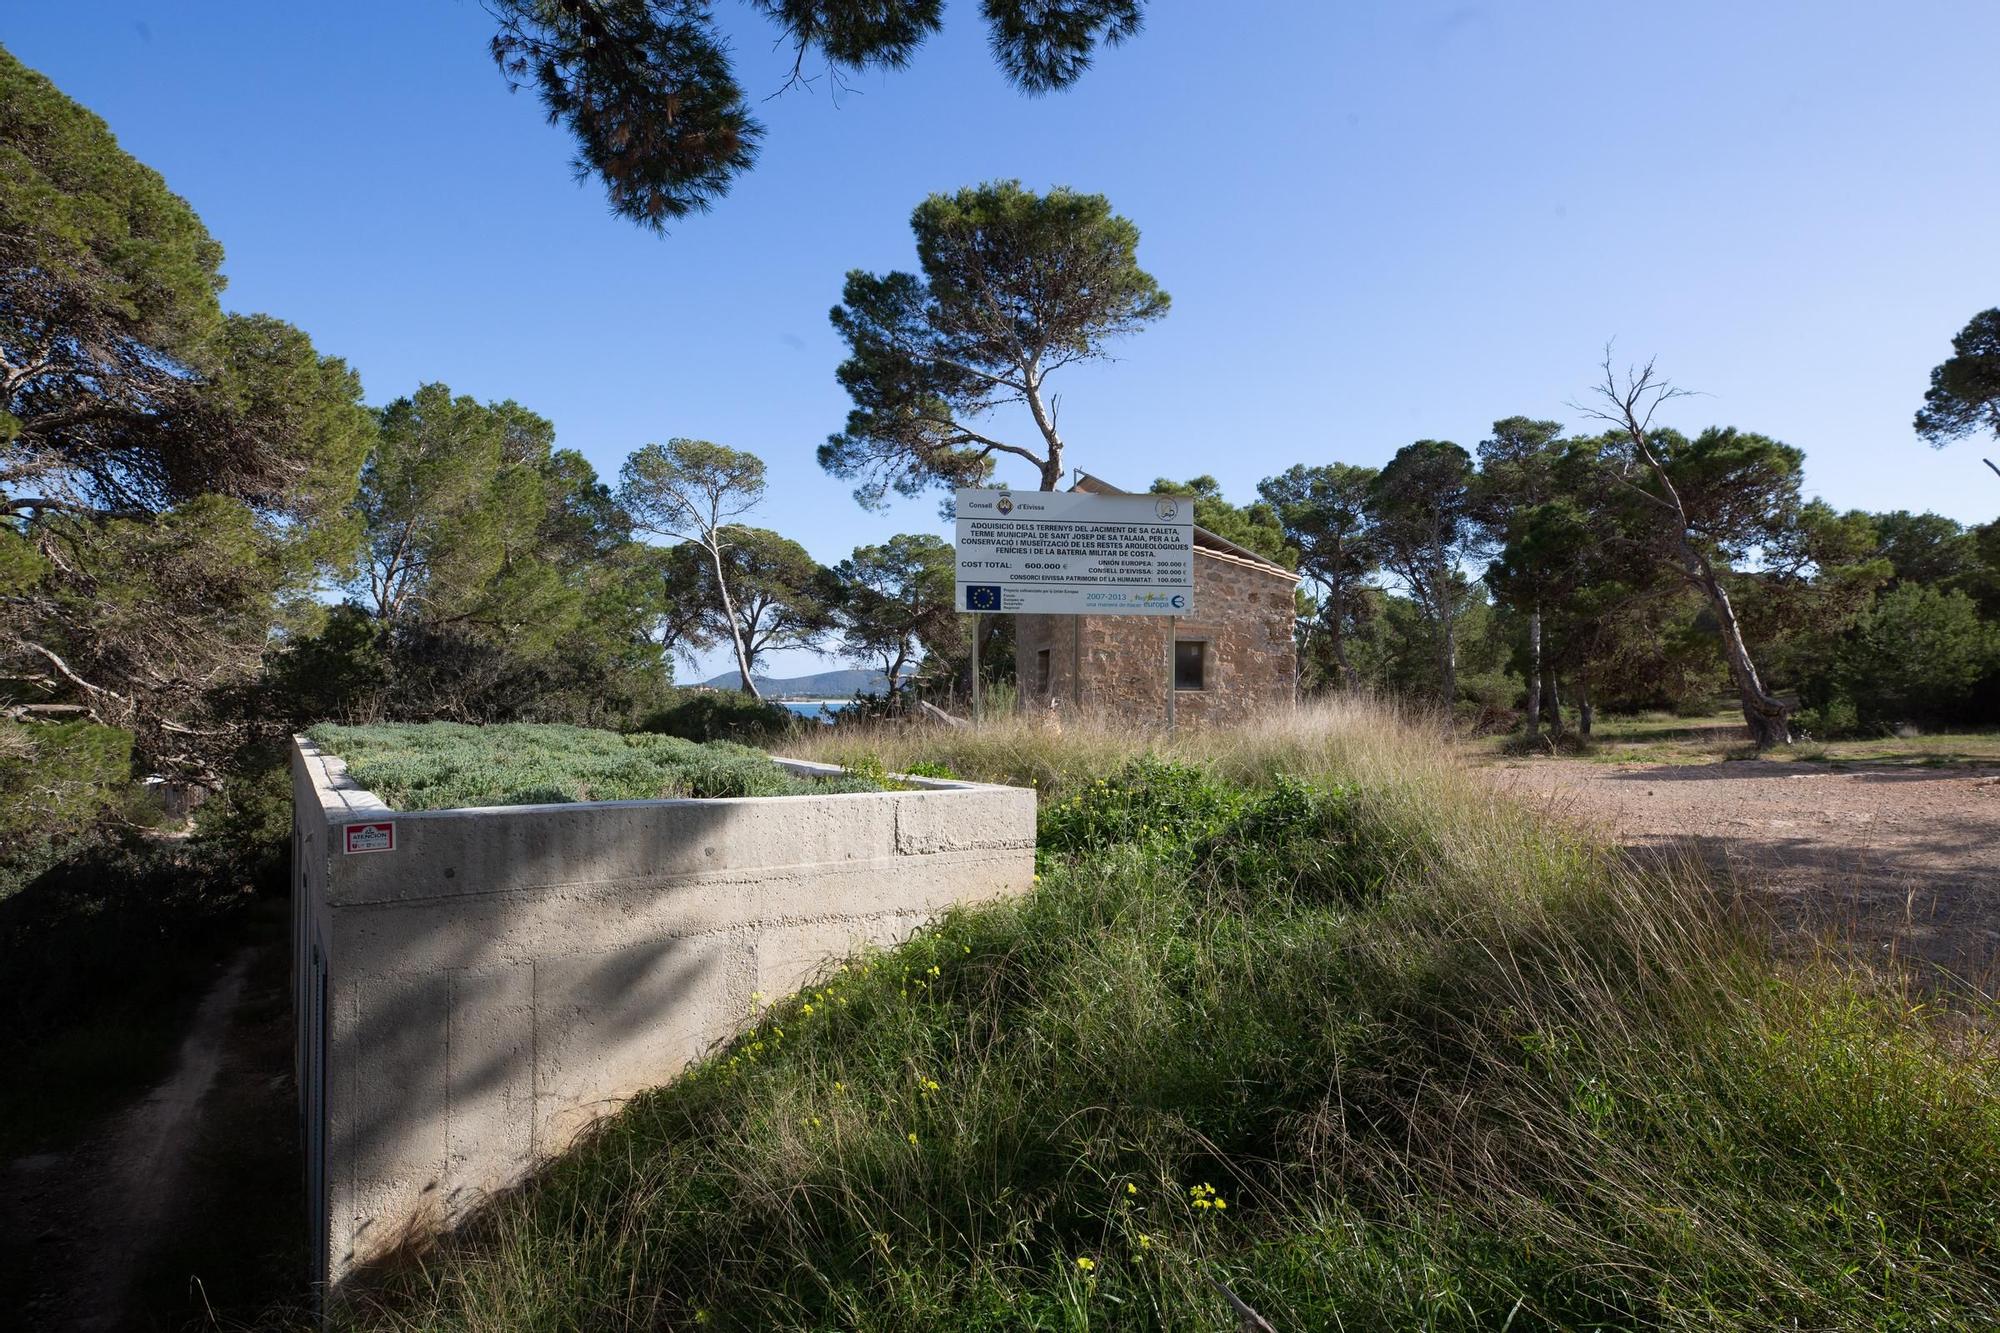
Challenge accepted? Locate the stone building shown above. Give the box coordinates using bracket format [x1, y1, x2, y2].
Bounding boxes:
[1015, 475, 1298, 726]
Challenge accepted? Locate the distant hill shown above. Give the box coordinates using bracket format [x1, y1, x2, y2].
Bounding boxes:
[699, 667, 891, 698]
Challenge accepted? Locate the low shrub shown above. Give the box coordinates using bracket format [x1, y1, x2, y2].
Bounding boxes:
[192, 745, 297, 896]
[1038, 756, 1247, 858]
[1192, 776, 1376, 905]
[637, 692, 798, 745]
[307, 723, 878, 810]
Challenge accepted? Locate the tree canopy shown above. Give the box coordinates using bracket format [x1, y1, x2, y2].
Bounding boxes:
[2, 46, 373, 776]
[1259, 462, 1378, 690]
[1152, 475, 1294, 569]
[1368, 440, 1478, 706]
[619, 439, 771, 695]
[487, 2, 1146, 230]
[1915, 308, 2000, 450]
[821, 182, 1169, 506]
[829, 532, 958, 703]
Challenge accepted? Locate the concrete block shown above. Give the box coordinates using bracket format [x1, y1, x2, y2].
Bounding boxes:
[292, 735, 1035, 1296]
[531, 932, 748, 1151]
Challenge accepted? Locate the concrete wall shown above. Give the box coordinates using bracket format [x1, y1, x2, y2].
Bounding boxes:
[291, 739, 1035, 1296]
[1019, 545, 1298, 726]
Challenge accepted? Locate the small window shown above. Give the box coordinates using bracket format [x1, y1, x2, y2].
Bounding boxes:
[1174, 640, 1206, 691]
[1035, 648, 1052, 694]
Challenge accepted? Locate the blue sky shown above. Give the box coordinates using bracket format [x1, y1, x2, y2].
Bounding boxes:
[9, 1, 1999, 680]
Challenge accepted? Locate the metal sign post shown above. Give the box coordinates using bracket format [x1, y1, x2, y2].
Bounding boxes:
[1073, 615, 1082, 709]
[969, 611, 981, 724]
[1166, 615, 1176, 734]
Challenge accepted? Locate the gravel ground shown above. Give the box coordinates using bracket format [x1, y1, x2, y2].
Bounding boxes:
[1492, 757, 2000, 989]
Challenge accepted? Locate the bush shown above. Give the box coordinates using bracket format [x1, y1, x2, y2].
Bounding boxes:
[0, 720, 134, 898]
[1038, 756, 1247, 858]
[1193, 776, 1376, 905]
[1791, 694, 1863, 741]
[191, 747, 297, 896]
[636, 692, 798, 745]
[1833, 585, 2000, 728]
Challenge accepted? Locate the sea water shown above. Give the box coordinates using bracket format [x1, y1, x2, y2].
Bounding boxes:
[780, 700, 851, 723]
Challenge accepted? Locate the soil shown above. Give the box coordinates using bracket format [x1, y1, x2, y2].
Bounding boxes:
[0, 919, 304, 1331]
[1493, 756, 2000, 988]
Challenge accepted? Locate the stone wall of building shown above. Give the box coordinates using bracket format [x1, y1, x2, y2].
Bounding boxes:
[1016, 547, 1296, 726]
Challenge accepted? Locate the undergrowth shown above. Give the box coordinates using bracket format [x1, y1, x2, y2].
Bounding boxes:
[339, 702, 2000, 1331]
[306, 722, 881, 810]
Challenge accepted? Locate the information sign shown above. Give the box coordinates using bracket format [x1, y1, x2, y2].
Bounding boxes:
[955, 488, 1194, 615]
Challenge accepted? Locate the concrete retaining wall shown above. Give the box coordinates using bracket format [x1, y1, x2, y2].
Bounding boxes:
[291, 738, 1035, 1296]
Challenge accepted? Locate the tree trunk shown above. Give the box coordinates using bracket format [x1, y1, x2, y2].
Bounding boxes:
[1544, 674, 1564, 735]
[1526, 604, 1542, 737]
[706, 541, 760, 698]
[1328, 580, 1357, 691]
[1686, 550, 1789, 747]
[1577, 669, 1593, 737]
[1439, 613, 1457, 717]
[1435, 565, 1458, 715]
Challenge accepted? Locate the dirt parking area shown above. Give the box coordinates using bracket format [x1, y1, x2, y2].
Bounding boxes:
[1493, 756, 2000, 988]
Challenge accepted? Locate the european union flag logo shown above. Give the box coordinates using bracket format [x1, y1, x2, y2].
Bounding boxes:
[965, 585, 1002, 611]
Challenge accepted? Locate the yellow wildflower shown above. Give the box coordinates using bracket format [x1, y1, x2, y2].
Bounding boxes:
[1074, 1256, 1095, 1272]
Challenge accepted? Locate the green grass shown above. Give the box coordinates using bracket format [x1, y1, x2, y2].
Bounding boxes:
[306, 722, 883, 811]
[340, 703, 2000, 1331]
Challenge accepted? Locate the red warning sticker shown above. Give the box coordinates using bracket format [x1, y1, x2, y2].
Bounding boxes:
[344, 821, 395, 854]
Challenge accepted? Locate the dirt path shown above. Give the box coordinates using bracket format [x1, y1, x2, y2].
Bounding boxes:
[5, 948, 252, 1331]
[1493, 757, 2000, 986]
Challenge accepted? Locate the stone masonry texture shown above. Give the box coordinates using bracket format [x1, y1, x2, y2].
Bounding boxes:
[1017, 545, 1298, 725]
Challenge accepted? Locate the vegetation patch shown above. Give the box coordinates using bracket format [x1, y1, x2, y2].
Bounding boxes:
[342, 704, 2000, 1331]
[306, 723, 882, 811]
[636, 692, 799, 745]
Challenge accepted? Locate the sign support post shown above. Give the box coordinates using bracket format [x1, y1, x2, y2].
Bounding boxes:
[970, 612, 982, 725]
[1166, 615, 1176, 734]
[1073, 615, 1082, 710]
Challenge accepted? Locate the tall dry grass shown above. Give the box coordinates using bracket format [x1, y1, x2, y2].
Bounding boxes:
[344, 699, 2000, 1331]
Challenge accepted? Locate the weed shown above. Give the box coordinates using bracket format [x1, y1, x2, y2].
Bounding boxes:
[339, 702, 2000, 1332]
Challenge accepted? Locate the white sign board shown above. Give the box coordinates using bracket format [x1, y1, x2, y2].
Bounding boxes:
[955, 488, 1194, 616]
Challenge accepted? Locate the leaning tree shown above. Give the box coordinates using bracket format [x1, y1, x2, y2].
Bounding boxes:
[1581, 356, 1804, 749]
[828, 532, 959, 708]
[820, 181, 1169, 506]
